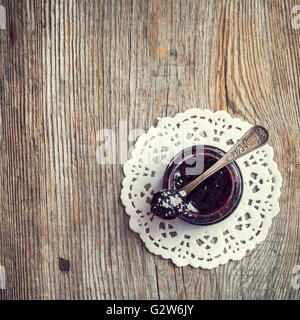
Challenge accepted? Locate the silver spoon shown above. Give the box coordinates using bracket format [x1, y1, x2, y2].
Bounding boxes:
[151, 125, 269, 219]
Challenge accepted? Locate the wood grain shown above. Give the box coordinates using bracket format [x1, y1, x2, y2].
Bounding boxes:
[0, 0, 299, 300]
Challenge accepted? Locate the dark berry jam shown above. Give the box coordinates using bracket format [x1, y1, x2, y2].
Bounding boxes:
[172, 156, 232, 214]
[163, 145, 243, 225]
[151, 189, 186, 220]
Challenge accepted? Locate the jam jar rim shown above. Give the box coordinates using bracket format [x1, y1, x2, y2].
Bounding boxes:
[162, 145, 243, 226]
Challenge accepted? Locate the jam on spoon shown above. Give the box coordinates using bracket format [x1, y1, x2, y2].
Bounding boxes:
[150, 189, 187, 219]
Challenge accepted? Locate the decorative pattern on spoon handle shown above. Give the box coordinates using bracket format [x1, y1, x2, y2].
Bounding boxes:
[225, 126, 269, 162]
[180, 125, 269, 195]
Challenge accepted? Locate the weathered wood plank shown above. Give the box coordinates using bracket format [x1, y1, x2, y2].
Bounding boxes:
[0, 0, 299, 300]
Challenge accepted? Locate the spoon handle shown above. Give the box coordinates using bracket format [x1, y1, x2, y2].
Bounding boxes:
[180, 125, 269, 195]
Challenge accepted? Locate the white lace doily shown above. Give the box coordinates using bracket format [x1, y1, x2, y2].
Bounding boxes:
[120, 109, 282, 269]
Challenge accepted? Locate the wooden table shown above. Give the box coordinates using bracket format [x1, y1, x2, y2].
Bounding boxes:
[0, 0, 299, 300]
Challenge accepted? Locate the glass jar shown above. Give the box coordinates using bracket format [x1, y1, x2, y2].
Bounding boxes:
[162, 145, 243, 225]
